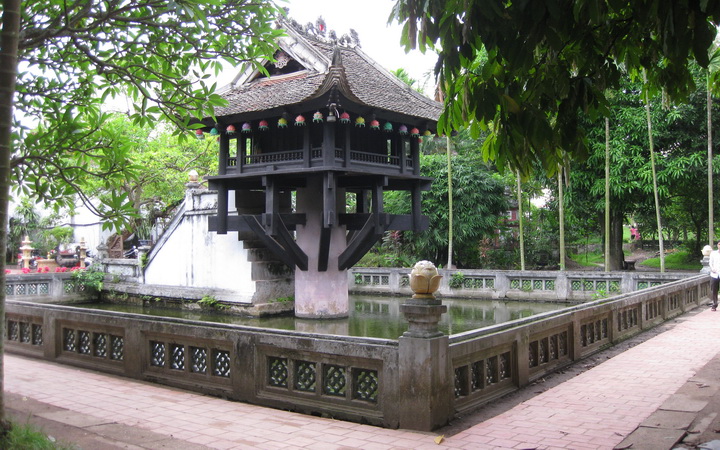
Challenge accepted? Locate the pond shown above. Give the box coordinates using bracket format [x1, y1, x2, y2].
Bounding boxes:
[71, 295, 568, 339]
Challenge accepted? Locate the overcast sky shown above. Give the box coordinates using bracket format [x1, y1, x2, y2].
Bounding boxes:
[218, 0, 439, 94]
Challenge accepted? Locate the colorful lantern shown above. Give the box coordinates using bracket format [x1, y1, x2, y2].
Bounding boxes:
[355, 116, 365, 127]
[226, 124, 236, 135]
[383, 122, 393, 133]
[398, 125, 408, 135]
[313, 111, 323, 123]
[241, 122, 252, 133]
[295, 115, 306, 126]
[410, 127, 420, 137]
[195, 129, 204, 140]
[258, 120, 269, 131]
[369, 119, 380, 130]
[210, 127, 219, 136]
[278, 117, 288, 128]
[423, 129, 433, 136]
[340, 112, 351, 124]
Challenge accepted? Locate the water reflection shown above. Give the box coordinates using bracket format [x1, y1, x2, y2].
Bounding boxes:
[71, 295, 567, 339]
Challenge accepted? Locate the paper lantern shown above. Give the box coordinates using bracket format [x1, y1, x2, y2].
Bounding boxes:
[399, 125, 408, 135]
[195, 129, 204, 140]
[295, 115, 306, 126]
[241, 122, 252, 133]
[278, 117, 288, 128]
[383, 122, 393, 133]
[258, 120, 269, 131]
[226, 124, 236, 135]
[313, 111, 323, 123]
[340, 112, 351, 124]
[369, 119, 380, 129]
[355, 116, 365, 127]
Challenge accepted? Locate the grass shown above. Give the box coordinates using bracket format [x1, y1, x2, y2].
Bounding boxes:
[0, 421, 75, 449]
[569, 251, 605, 267]
[640, 250, 702, 271]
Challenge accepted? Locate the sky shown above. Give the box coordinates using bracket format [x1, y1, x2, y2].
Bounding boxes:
[217, 0, 439, 94]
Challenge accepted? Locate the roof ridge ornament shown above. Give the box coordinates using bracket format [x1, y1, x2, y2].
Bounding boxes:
[282, 13, 361, 48]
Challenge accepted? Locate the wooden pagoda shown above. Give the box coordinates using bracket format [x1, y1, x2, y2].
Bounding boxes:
[197, 18, 441, 317]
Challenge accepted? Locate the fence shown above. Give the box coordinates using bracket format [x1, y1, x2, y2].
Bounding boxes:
[5, 272, 709, 431]
[349, 267, 691, 301]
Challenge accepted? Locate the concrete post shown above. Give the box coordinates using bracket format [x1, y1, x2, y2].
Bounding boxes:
[397, 261, 453, 430]
[294, 176, 349, 318]
[701, 245, 712, 274]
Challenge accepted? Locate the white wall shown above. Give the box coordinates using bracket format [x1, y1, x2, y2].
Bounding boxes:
[143, 189, 256, 301]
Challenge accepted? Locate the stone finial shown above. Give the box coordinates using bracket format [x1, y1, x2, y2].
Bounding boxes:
[185, 170, 203, 189]
[701, 245, 714, 274]
[409, 260, 442, 299]
[401, 261, 446, 338]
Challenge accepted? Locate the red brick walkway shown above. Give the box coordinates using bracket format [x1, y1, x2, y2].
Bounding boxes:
[5, 307, 719, 449]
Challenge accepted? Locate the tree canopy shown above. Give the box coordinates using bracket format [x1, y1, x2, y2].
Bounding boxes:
[392, 0, 720, 176]
[9, 0, 283, 230]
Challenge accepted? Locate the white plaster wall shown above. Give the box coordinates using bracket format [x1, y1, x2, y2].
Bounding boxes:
[143, 190, 255, 300]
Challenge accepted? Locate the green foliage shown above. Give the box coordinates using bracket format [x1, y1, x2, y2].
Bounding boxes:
[0, 422, 74, 450]
[11, 1, 283, 231]
[71, 266, 105, 293]
[270, 296, 294, 303]
[392, 1, 719, 176]
[385, 153, 509, 268]
[641, 251, 703, 270]
[198, 295, 228, 310]
[569, 251, 605, 268]
[449, 272, 465, 289]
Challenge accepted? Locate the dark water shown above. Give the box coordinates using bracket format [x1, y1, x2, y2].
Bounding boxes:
[70, 295, 567, 339]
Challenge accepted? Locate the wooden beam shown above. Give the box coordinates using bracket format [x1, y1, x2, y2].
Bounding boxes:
[318, 227, 331, 271]
[241, 215, 308, 271]
[209, 214, 306, 232]
[338, 214, 388, 270]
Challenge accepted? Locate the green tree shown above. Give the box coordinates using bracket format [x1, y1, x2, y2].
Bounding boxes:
[392, 1, 720, 176]
[11, 1, 282, 231]
[386, 153, 509, 268]
[79, 114, 218, 230]
[0, 0, 281, 424]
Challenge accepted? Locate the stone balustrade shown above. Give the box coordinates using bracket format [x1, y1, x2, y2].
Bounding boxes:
[5, 271, 710, 431]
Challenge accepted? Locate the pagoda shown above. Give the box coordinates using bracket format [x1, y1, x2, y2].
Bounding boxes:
[197, 17, 441, 318]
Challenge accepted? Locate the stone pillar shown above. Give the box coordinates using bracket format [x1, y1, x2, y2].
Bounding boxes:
[20, 236, 33, 269]
[397, 261, 453, 431]
[701, 245, 712, 274]
[79, 237, 87, 268]
[294, 176, 348, 318]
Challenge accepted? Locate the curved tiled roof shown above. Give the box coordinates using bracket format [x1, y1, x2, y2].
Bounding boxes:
[211, 24, 441, 124]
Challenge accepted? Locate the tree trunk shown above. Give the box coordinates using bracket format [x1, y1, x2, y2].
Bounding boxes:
[608, 209, 625, 271]
[604, 117, 611, 272]
[708, 75, 715, 246]
[558, 168, 566, 271]
[0, 0, 22, 423]
[644, 71, 665, 272]
[446, 136, 453, 268]
[516, 171, 525, 271]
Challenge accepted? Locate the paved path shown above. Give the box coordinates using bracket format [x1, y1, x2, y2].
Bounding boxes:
[5, 306, 720, 449]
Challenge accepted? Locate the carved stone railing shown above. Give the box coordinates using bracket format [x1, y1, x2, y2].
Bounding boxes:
[5, 273, 96, 302]
[6, 272, 708, 431]
[349, 267, 692, 301]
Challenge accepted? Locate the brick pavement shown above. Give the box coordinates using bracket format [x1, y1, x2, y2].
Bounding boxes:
[5, 306, 720, 449]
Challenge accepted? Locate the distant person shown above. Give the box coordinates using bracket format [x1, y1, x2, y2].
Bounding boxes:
[710, 241, 720, 311]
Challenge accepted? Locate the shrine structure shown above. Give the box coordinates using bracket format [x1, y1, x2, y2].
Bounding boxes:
[197, 18, 441, 318]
